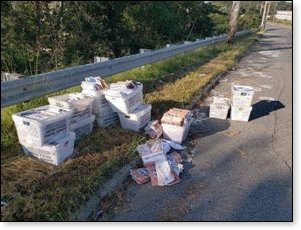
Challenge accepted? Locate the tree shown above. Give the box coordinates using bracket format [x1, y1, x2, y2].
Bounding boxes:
[266, 1, 272, 20]
[227, 1, 241, 44]
[271, 1, 278, 21]
[277, 1, 292, 11]
[260, 1, 264, 14]
[3, 1, 260, 75]
[260, 1, 268, 31]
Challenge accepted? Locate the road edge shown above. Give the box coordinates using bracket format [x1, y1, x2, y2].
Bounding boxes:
[71, 36, 256, 221]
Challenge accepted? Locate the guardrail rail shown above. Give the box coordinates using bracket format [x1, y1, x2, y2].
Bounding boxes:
[1, 30, 250, 108]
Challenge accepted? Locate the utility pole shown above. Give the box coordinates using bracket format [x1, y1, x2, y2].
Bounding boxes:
[260, 1, 268, 31]
[227, 1, 241, 44]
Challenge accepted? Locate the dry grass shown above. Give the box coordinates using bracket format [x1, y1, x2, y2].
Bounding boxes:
[1, 126, 144, 221]
[145, 36, 255, 117]
[1, 34, 256, 221]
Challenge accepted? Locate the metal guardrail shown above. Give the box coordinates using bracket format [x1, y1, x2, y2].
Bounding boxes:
[1, 30, 250, 108]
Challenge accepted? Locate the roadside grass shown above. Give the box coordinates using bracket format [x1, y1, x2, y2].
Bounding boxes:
[145, 35, 256, 117]
[269, 19, 292, 27]
[1, 34, 256, 221]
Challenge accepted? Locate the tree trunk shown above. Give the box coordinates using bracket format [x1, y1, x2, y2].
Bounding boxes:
[35, 1, 41, 75]
[272, 1, 278, 21]
[266, 1, 272, 23]
[260, 1, 264, 14]
[35, 1, 41, 47]
[260, 1, 268, 31]
[227, 1, 241, 45]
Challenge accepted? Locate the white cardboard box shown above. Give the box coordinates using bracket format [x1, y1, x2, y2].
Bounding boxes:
[231, 105, 252, 122]
[210, 103, 230, 119]
[231, 85, 254, 107]
[162, 117, 193, 144]
[12, 105, 72, 147]
[81, 89, 109, 114]
[118, 104, 151, 132]
[48, 93, 94, 124]
[21, 132, 76, 166]
[70, 115, 95, 139]
[95, 113, 119, 127]
[104, 83, 143, 114]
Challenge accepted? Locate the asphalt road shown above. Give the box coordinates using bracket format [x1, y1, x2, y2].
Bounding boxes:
[109, 24, 292, 221]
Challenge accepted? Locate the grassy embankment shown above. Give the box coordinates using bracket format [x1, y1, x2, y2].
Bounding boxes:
[1, 34, 256, 221]
[269, 18, 292, 28]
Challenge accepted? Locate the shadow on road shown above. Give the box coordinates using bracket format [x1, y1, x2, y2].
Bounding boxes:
[189, 105, 230, 139]
[231, 174, 292, 221]
[182, 135, 292, 221]
[250, 100, 285, 121]
[265, 28, 278, 32]
[262, 34, 285, 39]
[255, 46, 292, 52]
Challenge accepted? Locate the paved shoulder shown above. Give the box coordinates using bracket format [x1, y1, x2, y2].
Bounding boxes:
[109, 24, 292, 221]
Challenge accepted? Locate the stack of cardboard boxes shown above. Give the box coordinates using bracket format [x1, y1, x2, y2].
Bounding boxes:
[13, 88, 97, 165]
[230, 85, 254, 122]
[12, 76, 196, 167]
[48, 93, 95, 139]
[209, 85, 254, 122]
[103, 80, 152, 132]
[12, 106, 76, 166]
[80, 77, 118, 127]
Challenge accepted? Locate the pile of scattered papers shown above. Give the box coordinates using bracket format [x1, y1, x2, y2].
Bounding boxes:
[131, 139, 184, 186]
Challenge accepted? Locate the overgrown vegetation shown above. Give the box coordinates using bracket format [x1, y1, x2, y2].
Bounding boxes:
[269, 18, 292, 27]
[1, 34, 256, 221]
[1, 1, 261, 76]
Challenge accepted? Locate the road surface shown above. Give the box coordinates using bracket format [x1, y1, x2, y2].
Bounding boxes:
[109, 24, 292, 221]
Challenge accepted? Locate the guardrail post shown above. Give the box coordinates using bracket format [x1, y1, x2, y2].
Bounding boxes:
[94, 56, 109, 63]
[139, 49, 151, 54]
[139, 49, 152, 69]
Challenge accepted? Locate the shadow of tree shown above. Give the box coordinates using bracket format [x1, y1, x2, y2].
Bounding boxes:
[231, 174, 292, 221]
[254, 46, 292, 52]
[180, 135, 292, 221]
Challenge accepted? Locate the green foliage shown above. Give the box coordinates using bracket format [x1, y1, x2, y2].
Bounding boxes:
[238, 11, 261, 30]
[277, 1, 292, 11]
[239, 2, 261, 30]
[124, 1, 215, 52]
[209, 13, 229, 35]
[1, 1, 261, 76]
[210, 1, 262, 36]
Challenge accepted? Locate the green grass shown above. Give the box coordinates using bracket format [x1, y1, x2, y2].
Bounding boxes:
[1, 34, 256, 221]
[269, 19, 292, 27]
